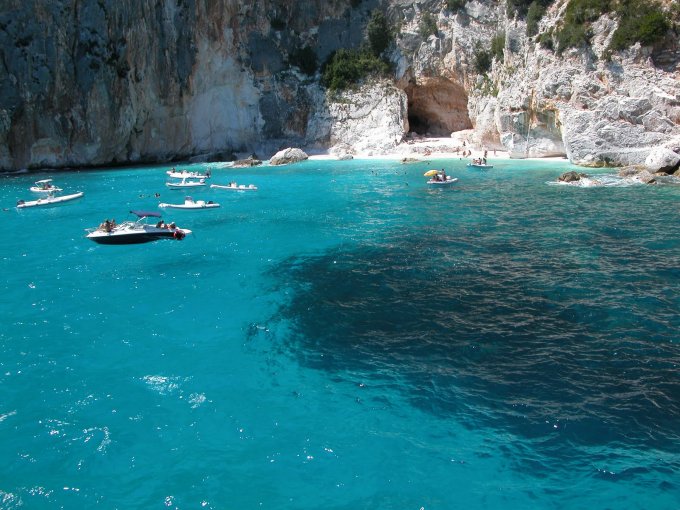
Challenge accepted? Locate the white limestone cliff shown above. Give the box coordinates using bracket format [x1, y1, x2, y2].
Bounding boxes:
[0, 0, 678, 171]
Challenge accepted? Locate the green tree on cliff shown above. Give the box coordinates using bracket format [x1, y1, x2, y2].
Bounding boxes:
[367, 10, 390, 57]
[322, 9, 394, 90]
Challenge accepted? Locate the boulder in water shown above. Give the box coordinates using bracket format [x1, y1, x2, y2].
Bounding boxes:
[645, 147, 680, 174]
[558, 171, 588, 182]
[233, 156, 262, 168]
[269, 148, 308, 166]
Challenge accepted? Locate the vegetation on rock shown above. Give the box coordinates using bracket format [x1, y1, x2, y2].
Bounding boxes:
[321, 49, 392, 91]
[419, 12, 438, 38]
[491, 32, 506, 61]
[446, 0, 467, 13]
[473, 41, 493, 74]
[321, 10, 394, 91]
[507, 0, 552, 18]
[289, 46, 318, 76]
[608, 1, 670, 51]
[367, 10, 390, 56]
[550, 0, 671, 54]
[526, 1, 549, 36]
[473, 32, 505, 74]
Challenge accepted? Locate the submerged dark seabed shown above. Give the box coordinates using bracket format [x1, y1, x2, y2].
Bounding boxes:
[2, 159, 680, 508]
[275, 234, 680, 447]
[268, 162, 680, 506]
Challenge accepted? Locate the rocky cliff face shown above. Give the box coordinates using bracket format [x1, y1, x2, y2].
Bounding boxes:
[0, 0, 369, 170]
[1, 0, 678, 171]
[390, 0, 680, 167]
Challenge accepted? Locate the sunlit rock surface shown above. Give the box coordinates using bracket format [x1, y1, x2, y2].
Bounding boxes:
[1, 0, 678, 170]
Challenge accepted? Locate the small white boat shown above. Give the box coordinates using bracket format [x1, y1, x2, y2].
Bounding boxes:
[467, 161, 493, 169]
[166, 169, 211, 179]
[158, 196, 220, 210]
[16, 192, 84, 209]
[166, 178, 207, 189]
[30, 179, 63, 193]
[86, 210, 192, 245]
[427, 176, 458, 185]
[210, 182, 258, 191]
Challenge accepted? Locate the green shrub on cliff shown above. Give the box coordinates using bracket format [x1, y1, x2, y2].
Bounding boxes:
[320, 8, 396, 91]
[473, 32, 505, 75]
[321, 49, 391, 91]
[538, 30, 554, 50]
[419, 12, 438, 38]
[473, 42, 492, 74]
[554, 0, 670, 54]
[555, 0, 608, 53]
[608, 1, 670, 51]
[526, 1, 547, 36]
[446, 0, 466, 12]
[556, 22, 592, 53]
[491, 32, 505, 61]
[367, 10, 390, 56]
[289, 46, 318, 76]
[507, 0, 551, 18]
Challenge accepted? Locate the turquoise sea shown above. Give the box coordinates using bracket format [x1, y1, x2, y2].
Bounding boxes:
[1, 158, 679, 509]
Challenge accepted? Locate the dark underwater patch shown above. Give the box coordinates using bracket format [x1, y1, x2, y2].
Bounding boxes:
[271, 232, 680, 450]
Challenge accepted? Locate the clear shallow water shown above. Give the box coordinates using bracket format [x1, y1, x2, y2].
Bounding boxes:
[1, 159, 679, 509]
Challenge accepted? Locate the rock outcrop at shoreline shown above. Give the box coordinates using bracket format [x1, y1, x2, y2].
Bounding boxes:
[558, 171, 589, 183]
[1, 1, 678, 171]
[269, 148, 308, 166]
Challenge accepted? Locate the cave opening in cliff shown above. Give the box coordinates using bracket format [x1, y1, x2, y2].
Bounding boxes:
[404, 78, 472, 136]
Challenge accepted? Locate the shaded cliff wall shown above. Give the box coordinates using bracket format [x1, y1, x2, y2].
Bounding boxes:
[0, 0, 375, 171]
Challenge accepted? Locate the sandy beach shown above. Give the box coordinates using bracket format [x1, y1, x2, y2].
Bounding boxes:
[306, 136, 568, 163]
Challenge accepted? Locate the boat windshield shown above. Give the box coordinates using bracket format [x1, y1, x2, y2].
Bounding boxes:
[130, 210, 162, 218]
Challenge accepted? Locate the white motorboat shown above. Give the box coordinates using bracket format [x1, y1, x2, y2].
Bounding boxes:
[210, 182, 258, 191]
[166, 178, 207, 189]
[427, 176, 459, 185]
[86, 210, 192, 245]
[158, 196, 220, 210]
[16, 191, 84, 208]
[166, 169, 211, 179]
[30, 179, 63, 193]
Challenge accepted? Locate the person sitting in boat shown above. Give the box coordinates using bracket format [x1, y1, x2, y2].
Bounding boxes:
[156, 219, 165, 228]
[102, 219, 112, 232]
[168, 222, 176, 229]
[441, 169, 447, 181]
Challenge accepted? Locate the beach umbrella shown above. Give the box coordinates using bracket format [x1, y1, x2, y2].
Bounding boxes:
[423, 169, 439, 177]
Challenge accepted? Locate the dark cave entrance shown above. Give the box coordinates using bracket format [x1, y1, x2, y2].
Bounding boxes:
[404, 78, 473, 136]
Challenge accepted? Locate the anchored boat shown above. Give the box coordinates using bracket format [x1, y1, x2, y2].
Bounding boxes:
[158, 196, 220, 210]
[16, 192, 84, 208]
[86, 210, 192, 245]
[29, 179, 63, 194]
